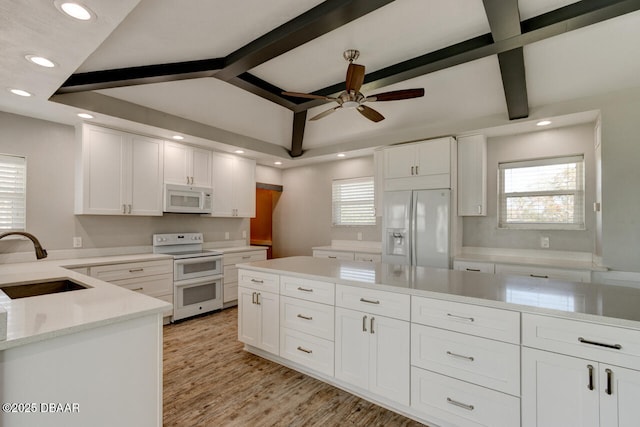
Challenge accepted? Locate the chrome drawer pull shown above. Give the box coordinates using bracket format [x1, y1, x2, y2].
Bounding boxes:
[242, 256, 251, 259]
[529, 274, 549, 279]
[360, 298, 380, 305]
[130, 287, 144, 292]
[328, 256, 337, 259]
[446, 397, 474, 411]
[297, 287, 314, 292]
[129, 268, 144, 273]
[579, 337, 622, 350]
[251, 279, 264, 284]
[362, 315, 367, 332]
[297, 346, 312, 354]
[588, 364, 594, 390]
[606, 368, 613, 395]
[297, 314, 313, 321]
[447, 313, 474, 322]
[466, 268, 481, 272]
[370, 317, 375, 334]
[446, 351, 474, 362]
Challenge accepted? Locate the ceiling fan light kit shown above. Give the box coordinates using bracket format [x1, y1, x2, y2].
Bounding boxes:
[283, 49, 424, 123]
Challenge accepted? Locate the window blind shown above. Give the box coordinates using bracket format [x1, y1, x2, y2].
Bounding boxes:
[498, 155, 584, 230]
[332, 176, 375, 226]
[0, 154, 27, 231]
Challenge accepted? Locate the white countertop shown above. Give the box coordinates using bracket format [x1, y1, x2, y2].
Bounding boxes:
[0, 254, 172, 351]
[210, 245, 268, 254]
[239, 256, 640, 329]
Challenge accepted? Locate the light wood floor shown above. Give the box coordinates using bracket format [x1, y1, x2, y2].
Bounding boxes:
[163, 307, 427, 427]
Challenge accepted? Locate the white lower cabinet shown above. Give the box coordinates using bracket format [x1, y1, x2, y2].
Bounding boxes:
[223, 249, 267, 306]
[334, 307, 410, 406]
[238, 286, 279, 355]
[279, 327, 334, 377]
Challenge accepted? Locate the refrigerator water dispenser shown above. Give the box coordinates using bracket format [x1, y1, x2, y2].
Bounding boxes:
[386, 229, 408, 256]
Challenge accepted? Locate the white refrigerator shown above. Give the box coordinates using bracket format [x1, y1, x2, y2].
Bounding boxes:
[382, 189, 450, 268]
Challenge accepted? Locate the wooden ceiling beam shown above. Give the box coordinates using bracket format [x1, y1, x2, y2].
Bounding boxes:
[290, 111, 307, 157]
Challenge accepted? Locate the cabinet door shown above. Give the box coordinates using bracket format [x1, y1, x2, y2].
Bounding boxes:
[335, 307, 370, 390]
[233, 156, 256, 217]
[238, 287, 260, 347]
[600, 364, 640, 427]
[384, 145, 415, 179]
[522, 347, 599, 427]
[369, 315, 410, 405]
[457, 134, 487, 216]
[163, 141, 191, 185]
[190, 147, 212, 187]
[211, 152, 234, 216]
[257, 290, 279, 355]
[130, 135, 164, 216]
[416, 137, 451, 177]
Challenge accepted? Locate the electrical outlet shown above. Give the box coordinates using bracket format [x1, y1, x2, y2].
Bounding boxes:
[224, 232, 230, 240]
[540, 236, 550, 248]
[73, 236, 82, 248]
[242, 230, 247, 239]
[357, 232, 363, 241]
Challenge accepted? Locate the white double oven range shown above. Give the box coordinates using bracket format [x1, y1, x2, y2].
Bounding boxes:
[153, 233, 223, 321]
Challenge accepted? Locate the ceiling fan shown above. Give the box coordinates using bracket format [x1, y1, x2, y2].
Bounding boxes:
[282, 49, 425, 123]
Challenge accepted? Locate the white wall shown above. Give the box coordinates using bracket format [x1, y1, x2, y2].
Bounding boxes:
[462, 123, 596, 252]
[0, 112, 248, 256]
[273, 156, 381, 258]
[255, 164, 282, 186]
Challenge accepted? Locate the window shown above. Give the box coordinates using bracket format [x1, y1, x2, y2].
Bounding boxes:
[0, 154, 27, 231]
[332, 177, 375, 226]
[498, 155, 584, 230]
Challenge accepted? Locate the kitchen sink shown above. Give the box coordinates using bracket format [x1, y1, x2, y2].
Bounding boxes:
[0, 279, 89, 299]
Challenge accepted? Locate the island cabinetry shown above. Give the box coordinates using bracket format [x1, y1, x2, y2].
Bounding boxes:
[453, 260, 495, 274]
[522, 313, 640, 427]
[222, 249, 267, 306]
[238, 270, 279, 354]
[163, 141, 211, 186]
[335, 285, 410, 405]
[279, 275, 336, 376]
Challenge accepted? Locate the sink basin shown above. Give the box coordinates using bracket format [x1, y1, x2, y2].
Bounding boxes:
[0, 279, 89, 300]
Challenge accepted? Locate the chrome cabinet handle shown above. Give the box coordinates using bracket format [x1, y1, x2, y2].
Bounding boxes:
[579, 337, 622, 350]
[446, 351, 475, 362]
[256, 293, 261, 305]
[446, 397, 474, 411]
[477, 204, 482, 214]
[251, 292, 256, 304]
[128, 204, 132, 214]
[122, 204, 126, 214]
[297, 287, 313, 292]
[370, 317, 375, 334]
[130, 287, 143, 292]
[328, 256, 337, 259]
[360, 298, 380, 305]
[530, 274, 549, 279]
[447, 313, 474, 322]
[465, 268, 481, 272]
[362, 315, 367, 332]
[242, 256, 251, 259]
[251, 279, 264, 284]
[588, 364, 594, 390]
[415, 165, 418, 175]
[297, 314, 312, 320]
[410, 166, 414, 175]
[606, 368, 613, 395]
[297, 346, 312, 354]
[129, 268, 144, 273]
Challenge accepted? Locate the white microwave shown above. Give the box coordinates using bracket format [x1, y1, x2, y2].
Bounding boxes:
[163, 184, 212, 214]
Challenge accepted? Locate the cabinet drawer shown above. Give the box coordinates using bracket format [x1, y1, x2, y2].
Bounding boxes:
[110, 273, 173, 298]
[223, 282, 238, 303]
[224, 250, 267, 266]
[280, 327, 334, 377]
[495, 263, 591, 282]
[280, 296, 334, 341]
[412, 296, 520, 344]
[238, 269, 279, 293]
[354, 253, 381, 263]
[336, 284, 410, 321]
[313, 250, 354, 261]
[523, 313, 640, 367]
[224, 265, 238, 283]
[453, 261, 495, 274]
[280, 275, 335, 305]
[411, 367, 520, 427]
[91, 259, 172, 282]
[411, 324, 520, 396]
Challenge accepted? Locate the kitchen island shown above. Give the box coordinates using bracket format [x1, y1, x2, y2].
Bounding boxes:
[0, 259, 171, 427]
[238, 256, 640, 427]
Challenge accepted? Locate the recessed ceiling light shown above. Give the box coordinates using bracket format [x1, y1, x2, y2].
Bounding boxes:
[55, 1, 94, 21]
[234, 150, 245, 154]
[25, 55, 56, 68]
[536, 120, 552, 126]
[77, 113, 94, 119]
[337, 153, 346, 158]
[8, 88, 32, 97]
[172, 135, 184, 140]
[274, 161, 282, 165]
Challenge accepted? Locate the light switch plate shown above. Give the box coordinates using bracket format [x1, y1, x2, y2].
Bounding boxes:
[73, 236, 82, 248]
[540, 236, 550, 248]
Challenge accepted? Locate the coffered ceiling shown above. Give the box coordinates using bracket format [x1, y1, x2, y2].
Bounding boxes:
[2, 0, 640, 167]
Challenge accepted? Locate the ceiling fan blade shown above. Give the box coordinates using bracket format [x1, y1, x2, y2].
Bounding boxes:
[345, 63, 365, 93]
[282, 91, 334, 101]
[310, 105, 342, 121]
[365, 88, 425, 102]
[357, 105, 385, 122]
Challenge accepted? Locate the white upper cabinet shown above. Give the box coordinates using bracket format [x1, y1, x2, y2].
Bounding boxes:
[75, 124, 164, 216]
[457, 134, 487, 216]
[383, 137, 454, 191]
[163, 141, 211, 187]
[209, 152, 256, 218]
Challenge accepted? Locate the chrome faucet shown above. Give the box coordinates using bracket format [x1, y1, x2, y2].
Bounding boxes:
[0, 231, 48, 259]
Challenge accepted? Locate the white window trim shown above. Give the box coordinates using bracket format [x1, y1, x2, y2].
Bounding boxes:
[0, 153, 27, 232]
[498, 155, 585, 230]
[332, 176, 375, 226]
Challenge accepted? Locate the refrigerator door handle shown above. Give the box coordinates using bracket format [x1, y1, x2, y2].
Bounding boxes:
[410, 192, 416, 266]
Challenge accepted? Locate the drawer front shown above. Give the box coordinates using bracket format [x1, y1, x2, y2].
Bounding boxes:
[336, 284, 410, 321]
[411, 324, 520, 396]
[354, 253, 381, 263]
[280, 296, 334, 341]
[91, 259, 173, 282]
[223, 283, 238, 303]
[313, 250, 354, 261]
[110, 273, 173, 298]
[412, 296, 520, 344]
[523, 313, 640, 367]
[224, 250, 267, 266]
[411, 367, 520, 427]
[238, 269, 279, 293]
[280, 275, 335, 305]
[453, 261, 495, 274]
[280, 327, 334, 377]
[495, 264, 591, 282]
[224, 265, 238, 283]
